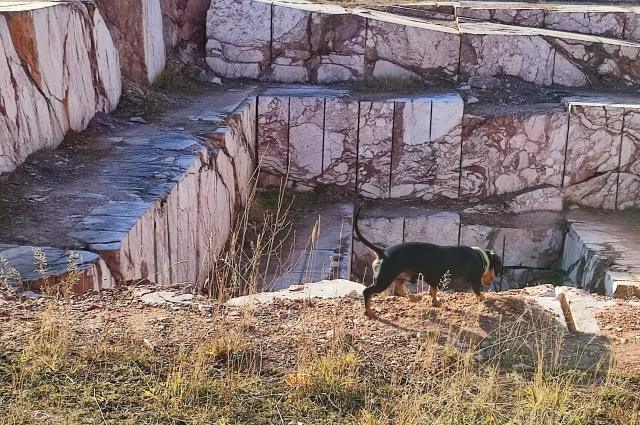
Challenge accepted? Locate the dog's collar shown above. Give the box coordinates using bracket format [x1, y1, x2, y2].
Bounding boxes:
[471, 247, 491, 272]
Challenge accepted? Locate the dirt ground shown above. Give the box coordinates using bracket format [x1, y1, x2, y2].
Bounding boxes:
[2, 283, 638, 378]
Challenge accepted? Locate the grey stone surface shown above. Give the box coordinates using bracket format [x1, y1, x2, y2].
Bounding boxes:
[227, 279, 364, 306]
[0, 244, 114, 293]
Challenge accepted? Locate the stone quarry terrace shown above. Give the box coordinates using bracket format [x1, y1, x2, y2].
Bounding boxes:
[1, 0, 640, 310]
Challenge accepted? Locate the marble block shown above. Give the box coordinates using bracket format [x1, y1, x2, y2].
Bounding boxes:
[357, 101, 394, 198]
[461, 109, 568, 198]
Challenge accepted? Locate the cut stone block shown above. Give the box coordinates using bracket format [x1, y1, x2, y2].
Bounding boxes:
[459, 23, 555, 86]
[460, 21, 640, 87]
[544, 5, 626, 38]
[205, 0, 271, 78]
[460, 212, 564, 289]
[617, 173, 640, 210]
[310, 11, 366, 82]
[359, 9, 460, 82]
[564, 102, 623, 186]
[94, 0, 165, 84]
[605, 271, 640, 299]
[505, 187, 564, 214]
[321, 97, 358, 190]
[288, 97, 325, 186]
[562, 222, 621, 293]
[403, 212, 460, 247]
[625, 8, 640, 43]
[564, 172, 619, 210]
[357, 101, 394, 199]
[461, 107, 568, 198]
[0, 86, 256, 293]
[456, 3, 544, 27]
[218, 97, 258, 207]
[257, 96, 290, 180]
[0, 1, 121, 174]
[390, 94, 463, 200]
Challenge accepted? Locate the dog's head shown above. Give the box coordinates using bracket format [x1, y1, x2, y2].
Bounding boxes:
[481, 250, 503, 286]
[489, 251, 503, 275]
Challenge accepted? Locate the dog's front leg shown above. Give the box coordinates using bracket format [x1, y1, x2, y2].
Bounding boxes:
[428, 285, 441, 307]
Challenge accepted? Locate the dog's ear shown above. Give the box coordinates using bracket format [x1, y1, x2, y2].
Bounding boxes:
[490, 252, 503, 274]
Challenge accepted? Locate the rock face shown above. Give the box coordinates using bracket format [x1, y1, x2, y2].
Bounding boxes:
[69, 102, 257, 288]
[256, 89, 465, 199]
[460, 213, 564, 290]
[0, 2, 121, 174]
[357, 101, 394, 198]
[361, 9, 460, 82]
[159, 0, 211, 49]
[95, 0, 165, 84]
[254, 90, 640, 210]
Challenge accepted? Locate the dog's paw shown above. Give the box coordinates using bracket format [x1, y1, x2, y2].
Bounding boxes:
[431, 299, 442, 308]
[407, 294, 422, 302]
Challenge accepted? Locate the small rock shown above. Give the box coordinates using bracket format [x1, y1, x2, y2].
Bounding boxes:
[459, 85, 471, 90]
[467, 96, 479, 104]
[20, 291, 42, 300]
[211, 76, 222, 85]
[468, 76, 502, 90]
[456, 341, 469, 349]
[568, 205, 579, 211]
[130, 116, 148, 124]
[512, 363, 535, 372]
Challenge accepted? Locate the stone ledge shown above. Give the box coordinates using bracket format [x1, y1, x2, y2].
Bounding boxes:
[562, 218, 640, 294]
[0, 88, 257, 293]
[0, 244, 115, 294]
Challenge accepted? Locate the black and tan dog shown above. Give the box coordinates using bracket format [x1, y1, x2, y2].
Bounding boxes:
[354, 205, 503, 317]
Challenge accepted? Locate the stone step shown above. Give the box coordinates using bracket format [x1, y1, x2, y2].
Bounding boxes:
[0, 88, 256, 293]
[257, 86, 640, 211]
[206, 0, 640, 86]
[562, 212, 640, 297]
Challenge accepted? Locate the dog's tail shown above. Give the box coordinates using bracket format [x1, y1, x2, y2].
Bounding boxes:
[353, 204, 385, 260]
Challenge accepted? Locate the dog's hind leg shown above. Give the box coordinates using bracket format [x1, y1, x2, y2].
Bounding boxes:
[393, 275, 422, 302]
[393, 278, 408, 297]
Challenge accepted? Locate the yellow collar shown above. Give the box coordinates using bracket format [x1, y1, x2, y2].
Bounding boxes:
[472, 247, 491, 272]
